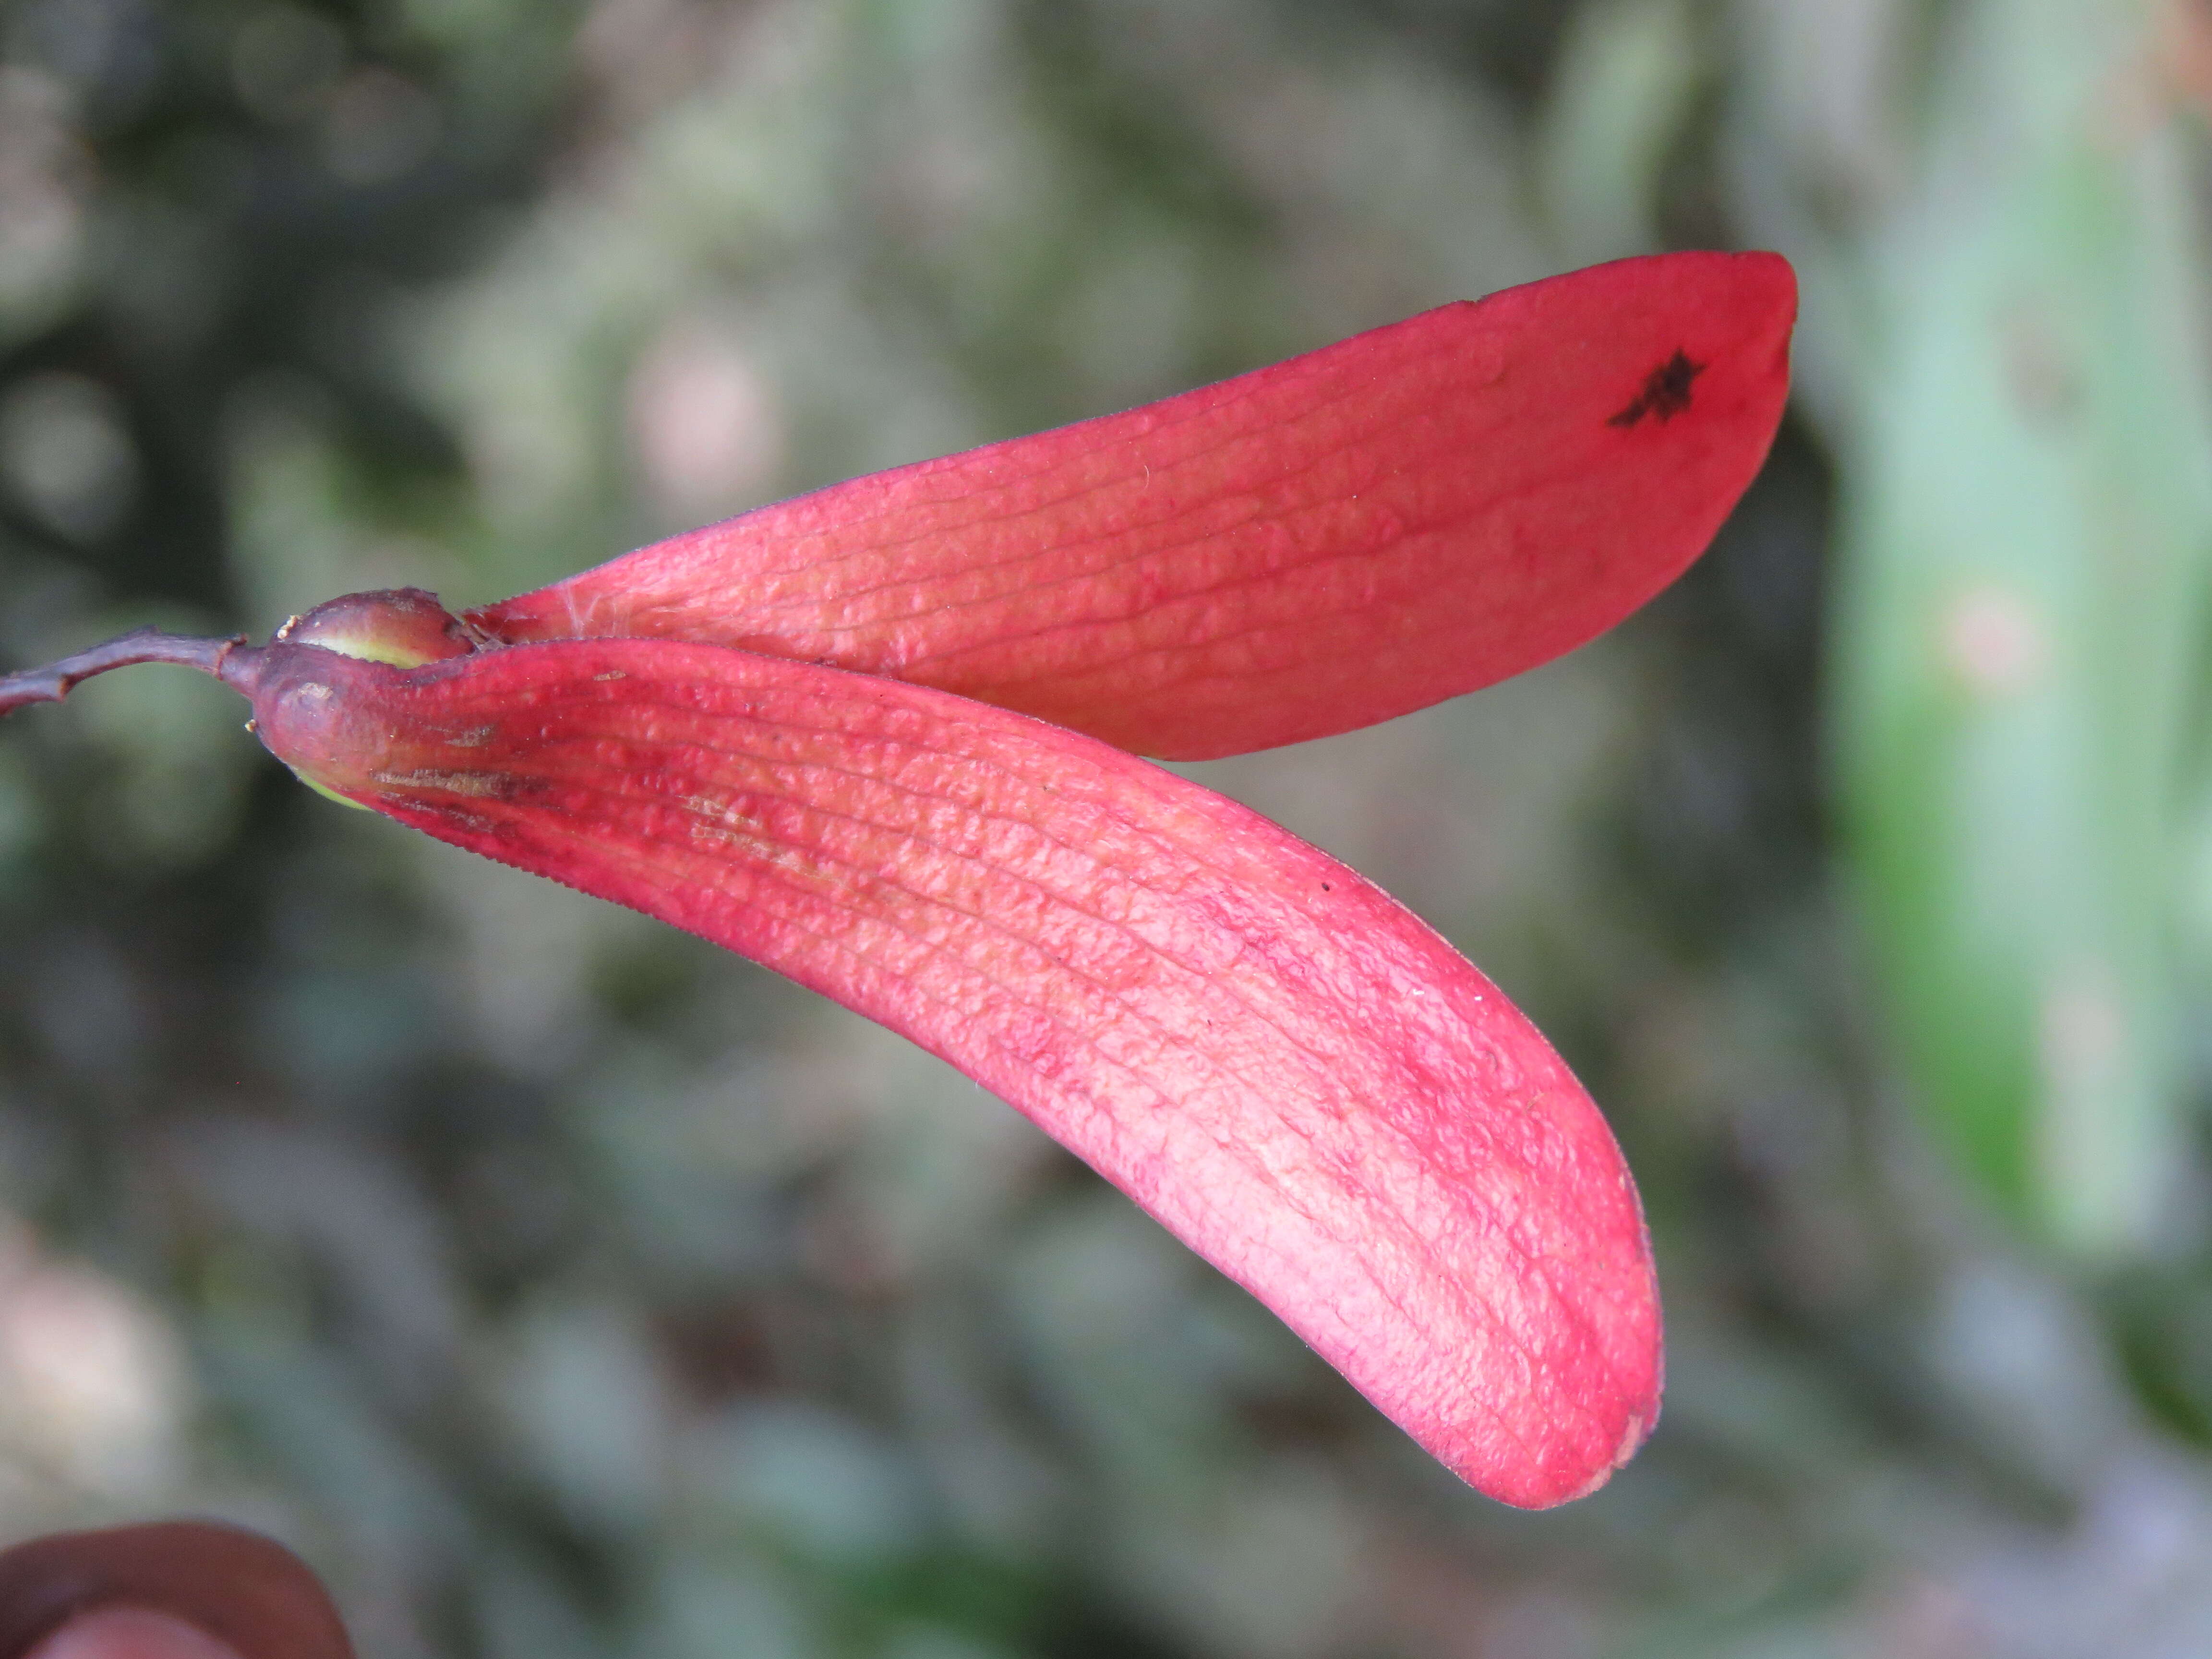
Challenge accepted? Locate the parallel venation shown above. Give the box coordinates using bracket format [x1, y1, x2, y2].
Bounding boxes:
[252, 636, 1662, 1505]
[471, 252, 1795, 758]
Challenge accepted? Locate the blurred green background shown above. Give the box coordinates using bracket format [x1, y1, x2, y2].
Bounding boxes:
[4, 0, 2212, 1653]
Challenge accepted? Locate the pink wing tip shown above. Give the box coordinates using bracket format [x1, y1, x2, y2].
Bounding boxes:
[1455, 1338, 1661, 1509]
[1550, 1399, 1662, 1508]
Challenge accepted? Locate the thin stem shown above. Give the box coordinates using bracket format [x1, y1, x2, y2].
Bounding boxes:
[0, 629, 250, 718]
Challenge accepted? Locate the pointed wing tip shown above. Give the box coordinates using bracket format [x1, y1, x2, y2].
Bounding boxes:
[1732, 247, 1801, 341]
[1548, 1396, 1663, 1508]
[1721, 252, 1798, 432]
[1445, 1264, 1667, 1511]
[1465, 1386, 1663, 1511]
[1666, 245, 1797, 302]
[1728, 245, 1797, 287]
[1611, 247, 1799, 351]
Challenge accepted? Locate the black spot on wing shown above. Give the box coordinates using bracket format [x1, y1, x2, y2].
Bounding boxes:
[1607, 349, 1706, 429]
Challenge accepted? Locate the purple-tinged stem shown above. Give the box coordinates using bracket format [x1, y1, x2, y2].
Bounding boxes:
[0, 630, 258, 718]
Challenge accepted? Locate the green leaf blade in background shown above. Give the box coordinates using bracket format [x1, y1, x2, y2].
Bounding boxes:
[1832, 0, 2212, 1254]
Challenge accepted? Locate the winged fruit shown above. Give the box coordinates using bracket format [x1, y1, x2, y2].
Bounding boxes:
[0, 251, 1796, 1507]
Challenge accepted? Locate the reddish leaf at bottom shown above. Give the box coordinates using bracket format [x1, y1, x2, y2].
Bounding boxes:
[249, 634, 1661, 1507]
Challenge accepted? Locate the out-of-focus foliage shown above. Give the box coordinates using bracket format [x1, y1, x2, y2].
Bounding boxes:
[1731, 0, 2212, 1259]
[6, 0, 2212, 1656]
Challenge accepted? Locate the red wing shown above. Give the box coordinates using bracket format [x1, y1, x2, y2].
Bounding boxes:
[252, 636, 1663, 1505]
[472, 252, 1794, 758]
